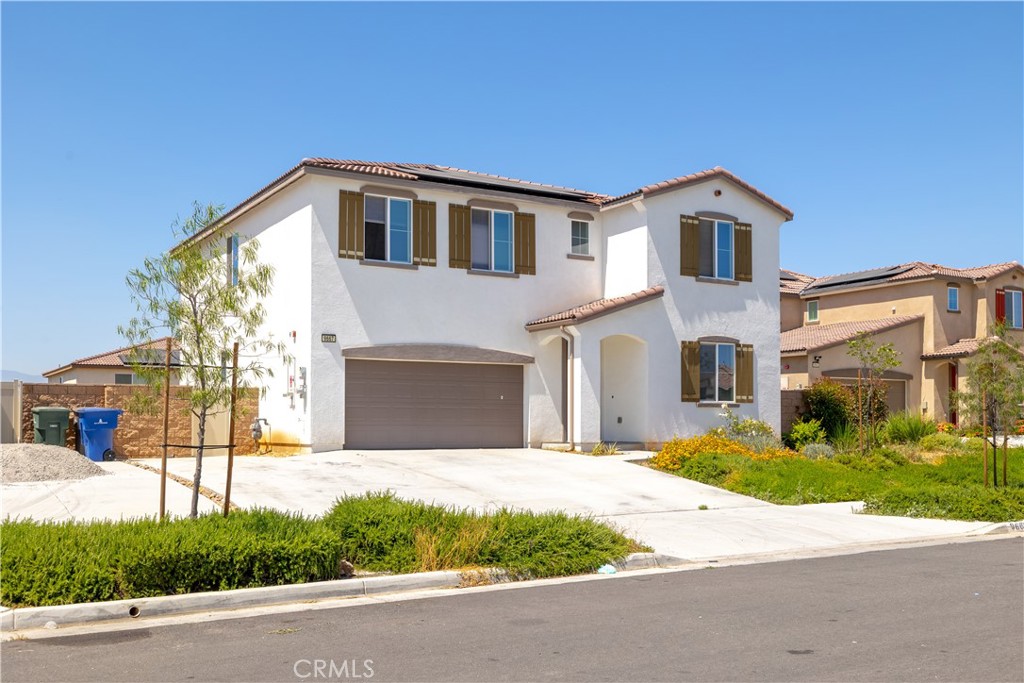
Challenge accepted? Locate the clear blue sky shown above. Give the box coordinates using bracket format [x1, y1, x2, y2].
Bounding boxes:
[2, 2, 1022, 377]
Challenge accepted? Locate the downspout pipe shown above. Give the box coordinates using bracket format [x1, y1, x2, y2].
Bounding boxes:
[559, 326, 574, 447]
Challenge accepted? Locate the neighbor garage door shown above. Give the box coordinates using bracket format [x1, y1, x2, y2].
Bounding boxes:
[344, 360, 523, 449]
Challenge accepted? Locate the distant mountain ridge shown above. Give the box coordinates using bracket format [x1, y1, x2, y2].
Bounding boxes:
[1, 370, 45, 382]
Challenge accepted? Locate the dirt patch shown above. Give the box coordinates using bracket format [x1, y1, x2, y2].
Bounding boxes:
[1, 443, 109, 483]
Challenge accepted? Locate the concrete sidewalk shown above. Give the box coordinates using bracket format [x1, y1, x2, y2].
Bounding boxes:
[154, 449, 996, 560]
[1, 462, 217, 521]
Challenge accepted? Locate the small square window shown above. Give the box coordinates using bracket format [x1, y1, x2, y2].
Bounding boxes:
[947, 286, 959, 312]
[571, 220, 590, 256]
[114, 373, 133, 385]
[807, 300, 819, 323]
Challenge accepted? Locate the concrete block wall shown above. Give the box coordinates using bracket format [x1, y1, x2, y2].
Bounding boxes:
[20, 384, 258, 458]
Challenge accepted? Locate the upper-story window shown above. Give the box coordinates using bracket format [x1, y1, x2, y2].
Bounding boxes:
[365, 195, 412, 264]
[470, 208, 514, 273]
[226, 234, 239, 286]
[999, 289, 1023, 329]
[571, 220, 590, 256]
[947, 285, 959, 312]
[681, 215, 751, 282]
[806, 299, 819, 323]
[699, 219, 734, 280]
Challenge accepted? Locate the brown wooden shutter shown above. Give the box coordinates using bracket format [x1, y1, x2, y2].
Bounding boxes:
[338, 190, 365, 259]
[448, 204, 471, 269]
[412, 200, 437, 266]
[514, 212, 536, 276]
[996, 288, 1006, 323]
[736, 343, 754, 403]
[680, 341, 701, 402]
[734, 222, 753, 282]
[680, 215, 700, 277]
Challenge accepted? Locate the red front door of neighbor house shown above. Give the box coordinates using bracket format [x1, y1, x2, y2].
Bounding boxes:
[949, 363, 958, 426]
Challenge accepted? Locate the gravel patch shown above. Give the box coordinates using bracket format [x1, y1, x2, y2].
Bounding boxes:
[1, 443, 109, 483]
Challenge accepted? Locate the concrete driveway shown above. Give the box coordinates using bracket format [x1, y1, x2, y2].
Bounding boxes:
[155, 448, 998, 560]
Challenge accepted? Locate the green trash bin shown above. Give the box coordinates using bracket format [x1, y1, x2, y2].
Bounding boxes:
[32, 407, 71, 446]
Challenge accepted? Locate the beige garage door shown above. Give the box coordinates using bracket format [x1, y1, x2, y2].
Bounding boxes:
[344, 360, 524, 449]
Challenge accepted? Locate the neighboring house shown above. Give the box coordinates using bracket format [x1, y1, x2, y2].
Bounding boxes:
[779, 261, 1024, 422]
[182, 158, 793, 451]
[43, 338, 181, 385]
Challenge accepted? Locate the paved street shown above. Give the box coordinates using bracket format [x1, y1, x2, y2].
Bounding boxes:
[3, 538, 1021, 682]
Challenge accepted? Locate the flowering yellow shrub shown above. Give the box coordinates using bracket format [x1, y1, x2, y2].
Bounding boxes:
[651, 434, 797, 470]
[651, 434, 752, 470]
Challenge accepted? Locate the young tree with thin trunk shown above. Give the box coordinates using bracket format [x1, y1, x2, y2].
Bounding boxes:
[119, 202, 287, 517]
[953, 323, 1024, 487]
[846, 331, 901, 452]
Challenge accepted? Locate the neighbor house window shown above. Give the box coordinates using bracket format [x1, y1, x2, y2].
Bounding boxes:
[698, 219, 734, 280]
[1006, 290, 1023, 329]
[571, 220, 590, 256]
[471, 208, 513, 273]
[699, 342, 735, 402]
[226, 234, 239, 286]
[364, 195, 412, 264]
[114, 373, 133, 385]
[807, 300, 819, 323]
[947, 286, 959, 312]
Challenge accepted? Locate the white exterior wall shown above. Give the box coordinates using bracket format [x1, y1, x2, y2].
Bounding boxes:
[305, 173, 603, 451]
[222, 182, 315, 449]
[228, 168, 785, 451]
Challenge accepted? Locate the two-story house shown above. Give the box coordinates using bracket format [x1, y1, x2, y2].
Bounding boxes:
[779, 261, 1024, 422]
[181, 159, 793, 452]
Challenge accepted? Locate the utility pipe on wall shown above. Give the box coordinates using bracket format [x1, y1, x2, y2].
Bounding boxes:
[559, 326, 575, 448]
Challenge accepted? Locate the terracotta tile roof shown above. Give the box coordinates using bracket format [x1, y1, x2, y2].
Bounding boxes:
[780, 268, 815, 295]
[780, 315, 923, 354]
[189, 160, 792, 249]
[607, 166, 795, 220]
[525, 286, 665, 331]
[921, 338, 987, 360]
[43, 338, 178, 377]
[803, 261, 1022, 296]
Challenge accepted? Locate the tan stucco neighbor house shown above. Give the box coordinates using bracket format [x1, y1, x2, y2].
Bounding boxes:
[43, 338, 181, 385]
[779, 261, 1024, 423]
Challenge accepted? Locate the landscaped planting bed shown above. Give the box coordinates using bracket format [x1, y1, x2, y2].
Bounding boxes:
[0, 492, 645, 608]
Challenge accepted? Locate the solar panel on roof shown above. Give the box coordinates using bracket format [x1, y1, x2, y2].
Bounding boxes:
[805, 265, 913, 292]
[118, 350, 182, 367]
[393, 165, 595, 201]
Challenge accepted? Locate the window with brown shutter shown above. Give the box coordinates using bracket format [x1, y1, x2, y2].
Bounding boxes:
[734, 222, 752, 282]
[338, 190, 365, 259]
[680, 341, 701, 402]
[736, 343, 754, 403]
[679, 215, 700, 277]
[514, 212, 536, 276]
[449, 204, 471, 269]
[412, 200, 436, 266]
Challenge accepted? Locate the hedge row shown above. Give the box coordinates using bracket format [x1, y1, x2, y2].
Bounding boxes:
[1, 493, 642, 608]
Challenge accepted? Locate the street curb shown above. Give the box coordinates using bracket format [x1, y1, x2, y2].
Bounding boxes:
[615, 552, 691, 570]
[1, 571, 464, 632]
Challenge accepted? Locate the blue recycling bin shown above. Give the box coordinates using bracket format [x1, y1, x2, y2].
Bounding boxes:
[75, 408, 123, 462]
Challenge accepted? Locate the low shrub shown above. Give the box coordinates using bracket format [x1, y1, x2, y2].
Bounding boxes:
[863, 486, 1024, 522]
[918, 433, 965, 453]
[1, 509, 342, 608]
[789, 418, 827, 450]
[802, 443, 836, 460]
[733, 432, 785, 454]
[3, 493, 646, 608]
[936, 422, 957, 434]
[805, 379, 857, 437]
[883, 412, 938, 444]
[830, 421, 859, 453]
[650, 434, 752, 470]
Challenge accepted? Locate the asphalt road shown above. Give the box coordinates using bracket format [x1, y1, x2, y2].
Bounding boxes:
[3, 539, 1022, 683]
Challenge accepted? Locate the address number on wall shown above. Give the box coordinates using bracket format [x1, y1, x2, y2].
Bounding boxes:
[321, 333, 337, 343]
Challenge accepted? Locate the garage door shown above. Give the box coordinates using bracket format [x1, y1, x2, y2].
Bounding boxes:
[344, 360, 524, 449]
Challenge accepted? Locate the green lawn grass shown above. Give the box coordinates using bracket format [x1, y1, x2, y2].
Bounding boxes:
[656, 446, 1024, 522]
[1, 492, 647, 608]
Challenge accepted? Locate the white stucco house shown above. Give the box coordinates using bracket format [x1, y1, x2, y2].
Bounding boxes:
[183, 159, 793, 451]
